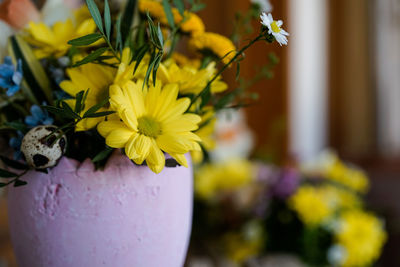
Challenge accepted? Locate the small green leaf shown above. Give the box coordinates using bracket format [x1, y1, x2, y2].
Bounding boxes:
[191, 3, 206, 12]
[104, 0, 111, 39]
[86, 0, 104, 33]
[173, 0, 184, 15]
[61, 101, 81, 119]
[152, 52, 163, 86]
[0, 156, 28, 170]
[0, 183, 8, 187]
[68, 33, 102, 46]
[0, 168, 18, 178]
[42, 106, 75, 119]
[83, 111, 115, 118]
[121, 0, 137, 45]
[133, 45, 149, 73]
[14, 179, 27, 187]
[74, 90, 85, 113]
[83, 98, 109, 117]
[92, 147, 113, 163]
[73, 47, 108, 67]
[162, 0, 175, 28]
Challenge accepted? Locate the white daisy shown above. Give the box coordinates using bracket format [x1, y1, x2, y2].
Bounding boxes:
[251, 0, 273, 13]
[260, 12, 289, 46]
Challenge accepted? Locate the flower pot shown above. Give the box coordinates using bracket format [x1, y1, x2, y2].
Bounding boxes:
[7, 152, 193, 267]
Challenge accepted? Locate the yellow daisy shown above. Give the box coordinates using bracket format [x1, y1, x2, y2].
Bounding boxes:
[138, 0, 205, 35]
[97, 80, 202, 173]
[25, 12, 96, 59]
[188, 32, 236, 65]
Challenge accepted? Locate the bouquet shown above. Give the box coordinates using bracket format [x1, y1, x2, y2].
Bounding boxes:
[189, 151, 387, 267]
[0, 0, 289, 187]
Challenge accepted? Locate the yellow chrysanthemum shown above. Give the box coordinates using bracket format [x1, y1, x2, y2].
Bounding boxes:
[25, 14, 96, 59]
[335, 210, 387, 267]
[191, 108, 216, 163]
[195, 159, 254, 199]
[289, 185, 363, 226]
[326, 158, 369, 194]
[188, 32, 236, 65]
[138, 0, 205, 35]
[97, 80, 202, 173]
[161, 59, 228, 95]
[60, 63, 116, 131]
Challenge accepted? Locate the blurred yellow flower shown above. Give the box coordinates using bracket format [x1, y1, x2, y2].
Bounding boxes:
[171, 52, 201, 68]
[25, 10, 96, 59]
[188, 32, 236, 65]
[224, 222, 264, 264]
[326, 158, 369, 194]
[289, 185, 334, 226]
[335, 210, 387, 267]
[191, 108, 216, 163]
[161, 59, 228, 95]
[138, 0, 205, 35]
[98, 80, 202, 173]
[195, 159, 255, 199]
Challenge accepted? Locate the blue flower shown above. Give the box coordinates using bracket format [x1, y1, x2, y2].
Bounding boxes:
[0, 56, 23, 97]
[9, 131, 24, 160]
[25, 104, 54, 127]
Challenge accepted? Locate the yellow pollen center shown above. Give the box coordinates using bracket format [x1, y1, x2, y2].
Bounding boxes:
[137, 116, 162, 138]
[271, 21, 281, 33]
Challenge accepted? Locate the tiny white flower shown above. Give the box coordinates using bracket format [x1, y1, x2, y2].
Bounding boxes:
[327, 245, 347, 266]
[251, 0, 273, 13]
[260, 12, 289, 46]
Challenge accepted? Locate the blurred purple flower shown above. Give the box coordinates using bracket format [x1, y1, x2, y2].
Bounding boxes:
[272, 168, 300, 199]
[0, 56, 23, 97]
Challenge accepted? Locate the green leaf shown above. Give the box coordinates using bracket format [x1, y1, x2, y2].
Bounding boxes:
[121, 0, 137, 45]
[191, 3, 206, 12]
[104, 0, 111, 39]
[0, 168, 18, 178]
[157, 24, 164, 48]
[144, 52, 156, 88]
[68, 33, 102, 46]
[115, 14, 123, 52]
[133, 45, 149, 73]
[8, 36, 53, 104]
[42, 105, 76, 119]
[152, 52, 163, 86]
[14, 179, 27, 187]
[73, 47, 108, 67]
[173, 0, 184, 16]
[162, 0, 175, 28]
[82, 89, 90, 111]
[74, 90, 85, 113]
[92, 147, 113, 163]
[0, 156, 28, 170]
[0, 183, 8, 188]
[86, 0, 104, 33]
[61, 101, 81, 119]
[83, 111, 115, 118]
[4, 121, 28, 133]
[83, 98, 109, 117]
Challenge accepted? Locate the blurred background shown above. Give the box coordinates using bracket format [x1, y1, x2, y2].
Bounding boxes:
[1, 0, 400, 266]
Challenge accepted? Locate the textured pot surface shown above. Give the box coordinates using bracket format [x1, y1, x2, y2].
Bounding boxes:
[7, 152, 193, 267]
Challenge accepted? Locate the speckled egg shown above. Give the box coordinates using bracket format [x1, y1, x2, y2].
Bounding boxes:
[21, 125, 67, 169]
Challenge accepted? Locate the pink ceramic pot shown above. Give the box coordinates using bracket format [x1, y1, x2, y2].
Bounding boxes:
[7, 152, 193, 267]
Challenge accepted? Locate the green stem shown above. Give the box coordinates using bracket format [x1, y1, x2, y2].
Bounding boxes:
[188, 33, 265, 110]
[103, 35, 121, 62]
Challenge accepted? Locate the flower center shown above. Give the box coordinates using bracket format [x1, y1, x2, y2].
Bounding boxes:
[137, 116, 162, 138]
[271, 21, 281, 33]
